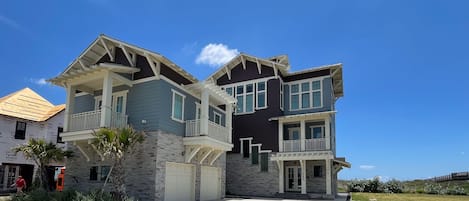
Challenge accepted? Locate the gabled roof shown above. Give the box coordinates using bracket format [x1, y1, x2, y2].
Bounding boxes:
[0, 88, 65, 122]
[58, 34, 197, 85]
[206, 52, 344, 99]
[206, 53, 291, 81]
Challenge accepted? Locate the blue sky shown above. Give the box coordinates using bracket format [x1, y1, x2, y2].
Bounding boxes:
[1, 0, 468, 180]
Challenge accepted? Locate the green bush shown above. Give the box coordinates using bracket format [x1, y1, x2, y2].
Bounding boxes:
[347, 178, 404, 193]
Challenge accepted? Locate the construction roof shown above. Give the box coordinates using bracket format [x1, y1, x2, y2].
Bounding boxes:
[0, 88, 65, 122]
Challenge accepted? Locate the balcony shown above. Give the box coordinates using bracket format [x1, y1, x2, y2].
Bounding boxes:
[185, 119, 229, 143]
[283, 138, 327, 152]
[69, 110, 128, 132]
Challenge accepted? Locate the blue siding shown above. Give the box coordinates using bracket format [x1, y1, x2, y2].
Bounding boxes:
[284, 77, 334, 115]
[209, 106, 226, 127]
[155, 80, 198, 136]
[70, 79, 226, 137]
[126, 80, 161, 131]
[73, 94, 94, 114]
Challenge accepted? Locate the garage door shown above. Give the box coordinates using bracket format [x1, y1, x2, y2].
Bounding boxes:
[164, 162, 195, 201]
[200, 166, 221, 201]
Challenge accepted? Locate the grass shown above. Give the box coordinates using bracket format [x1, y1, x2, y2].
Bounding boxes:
[352, 192, 469, 201]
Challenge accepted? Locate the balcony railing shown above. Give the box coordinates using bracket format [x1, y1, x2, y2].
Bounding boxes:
[69, 110, 128, 132]
[283, 138, 327, 152]
[185, 119, 229, 142]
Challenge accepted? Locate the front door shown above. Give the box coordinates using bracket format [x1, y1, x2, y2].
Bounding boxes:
[286, 166, 301, 192]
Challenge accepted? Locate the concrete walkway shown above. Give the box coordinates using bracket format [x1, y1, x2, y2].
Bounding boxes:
[225, 193, 349, 201]
[0, 196, 10, 201]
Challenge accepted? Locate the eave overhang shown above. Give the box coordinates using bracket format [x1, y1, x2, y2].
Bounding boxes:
[269, 111, 337, 122]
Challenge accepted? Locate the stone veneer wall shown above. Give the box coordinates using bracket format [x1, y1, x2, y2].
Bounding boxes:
[226, 153, 278, 197]
[65, 131, 227, 201]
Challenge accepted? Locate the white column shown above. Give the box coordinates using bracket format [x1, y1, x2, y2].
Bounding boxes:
[100, 72, 113, 128]
[278, 120, 283, 152]
[278, 161, 284, 193]
[225, 103, 233, 143]
[325, 117, 331, 150]
[300, 120, 305, 151]
[300, 160, 307, 194]
[200, 89, 209, 135]
[3, 165, 8, 190]
[326, 159, 332, 195]
[64, 84, 76, 132]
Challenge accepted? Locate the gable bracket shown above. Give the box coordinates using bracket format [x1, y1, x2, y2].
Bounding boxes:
[185, 146, 201, 163]
[225, 66, 231, 80]
[110, 72, 133, 87]
[78, 59, 88, 70]
[144, 53, 161, 79]
[209, 150, 224, 165]
[240, 55, 246, 70]
[119, 44, 135, 67]
[255, 58, 262, 74]
[199, 148, 214, 164]
[100, 38, 115, 62]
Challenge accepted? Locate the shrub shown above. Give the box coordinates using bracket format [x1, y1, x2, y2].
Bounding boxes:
[11, 189, 137, 201]
[383, 179, 404, 193]
[424, 183, 443, 194]
[446, 185, 467, 195]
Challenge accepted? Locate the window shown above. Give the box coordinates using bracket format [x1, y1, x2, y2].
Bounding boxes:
[260, 153, 269, 172]
[280, 81, 284, 111]
[94, 91, 128, 113]
[225, 87, 233, 97]
[171, 89, 185, 122]
[100, 166, 111, 181]
[235, 84, 254, 114]
[57, 127, 64, 143]
[213, 112, 222, 125]
[242, 140, 250, 158]
[15, 121, 26, 139]
[311, 126, 325, 139]
[314, 165, 323, 177]
[90, 166, 111, 181]
[90, 166, 98, 180]
[256, 81, 267, 109]
[289, 80, 322, 110]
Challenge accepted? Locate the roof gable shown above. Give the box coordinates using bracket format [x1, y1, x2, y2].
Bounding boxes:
[0, 88, 65, 121]
[60, 34, 197, 84]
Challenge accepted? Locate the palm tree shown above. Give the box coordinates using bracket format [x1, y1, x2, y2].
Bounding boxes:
[92, 127, 144, 199]
[13, 138, 73, 191]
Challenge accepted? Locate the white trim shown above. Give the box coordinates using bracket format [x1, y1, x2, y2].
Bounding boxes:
[289, 78, 324, 111]
[171, 89, 186, 123]
[309, 125, 325, 139]
[213, 111, 222, 125]
[220, 76, 275, 88]
[259, 150, 272, 153]
[75, 92, 89, 97]
[239, 137, 253, 155]
[255, 81, 268, 110]
[239, 137, 253, 140]
[93, 90, 129, 114]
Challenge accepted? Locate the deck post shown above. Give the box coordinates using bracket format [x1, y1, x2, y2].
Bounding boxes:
[64, 84, 75, 132]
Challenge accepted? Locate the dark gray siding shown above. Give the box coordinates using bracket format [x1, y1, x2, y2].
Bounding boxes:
[73, 94, 94, 114]
[217, 61, 275, 85]
[284, 77, 334, 115]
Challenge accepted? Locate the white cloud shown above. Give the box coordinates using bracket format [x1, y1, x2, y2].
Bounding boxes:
[359, 165, 376, 170]
[30, 78, 48, 86]
[195, 43, 239, 67]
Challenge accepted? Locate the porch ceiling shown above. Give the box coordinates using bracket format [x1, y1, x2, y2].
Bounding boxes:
[269, 111, 337, 122]
[270, 150, 334, 161]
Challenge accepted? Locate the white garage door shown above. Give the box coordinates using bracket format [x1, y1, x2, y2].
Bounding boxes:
[164, 162, 195, 201]
[200, 166, 221, 201]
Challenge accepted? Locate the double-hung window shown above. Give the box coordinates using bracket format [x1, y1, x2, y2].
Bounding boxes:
[235, 84, 254, 114]
[256, 81, 267, 109]
[15, 121, 26, 140]
[171, 89, 185, 123]
[213, 112, 222, 125]
[290, 80, 322, 110]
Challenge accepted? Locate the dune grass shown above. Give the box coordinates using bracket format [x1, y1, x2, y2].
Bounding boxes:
[352, 192, 469, 201]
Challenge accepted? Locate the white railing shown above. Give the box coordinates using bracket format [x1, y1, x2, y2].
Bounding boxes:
[305, 138, 326, 151]
[69, 110, 128, 132]
[283, 140, 301, 152]
[185, 119, 229, 142]
[283, 138, 327, 152]
[69, 110, 101, 132]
